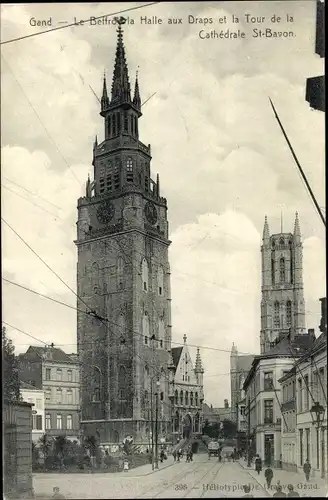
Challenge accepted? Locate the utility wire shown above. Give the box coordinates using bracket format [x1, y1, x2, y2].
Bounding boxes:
[0, 3, 160, 45]
[1, 55, 83, 187]
[2, 277, 257, 356]
[2, 184, 63, 219]
[2, 176, 62, 210]
[269, 98, 326, 228]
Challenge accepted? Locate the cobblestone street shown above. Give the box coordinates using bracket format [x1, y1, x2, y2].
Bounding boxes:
[33, 454, 328, 499]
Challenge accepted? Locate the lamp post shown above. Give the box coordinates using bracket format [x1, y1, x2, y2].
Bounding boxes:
[310, 402, 326, 479]
[154, 379, 160, 469]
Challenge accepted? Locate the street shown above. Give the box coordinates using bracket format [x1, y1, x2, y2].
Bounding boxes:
[33, 454, 328, 499]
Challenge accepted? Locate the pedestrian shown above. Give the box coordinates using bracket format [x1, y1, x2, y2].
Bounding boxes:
[242, 485, 254, 498]
[254, 454, 262, 475]
[172, 450, 177, 462]
[52, 487, 66, 499]
[303, 459, 311, 482]
[273, 485, 286, 498]
[190, 450, 193, 462]
[287, 484, 300, 497]
[264, 465, 274, 488]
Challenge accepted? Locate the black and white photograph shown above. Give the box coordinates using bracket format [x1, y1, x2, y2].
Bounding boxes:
[1, 1, 326, 498]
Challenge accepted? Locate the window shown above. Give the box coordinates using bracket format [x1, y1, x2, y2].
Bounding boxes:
[143, 313, 150, 347]
[264, 372, 274, 390]
[117, 256, 124, 290]
[36, 415, 42, 430]
[271, 259, 275, 284]
[114, 160, 120, 190]
[175, 390, 178, 405]
[298, 379, 303, 412]
[142, 259, 149, 292]
[144, 336, 148, 345]
[35, 399, 42, 409]
[144, 390, 149, 403]
[280, 257, 285, 282]
[158, 318, 165, 349]
[190, 392, 194, 406]
[180, 391, 183, 405]
[118, 313, 126, 340]
[264, 399, 274, 424]
[195, 392, 198, 407]
[160, 392, 164, 401]
[67, 370, 72, 382]
[274, 301, 280, 328]
[124, 111, 128, 132]
[45, 414, 51, 430]
[286, 301, 292, 327]
[45, 389, 51, 402]
[56, 369, 62, 381]
[45, 368, 51, 380]
[118, 365, 126, 400]
[145, 176, 149, 192]
[56, 388, 62, 404]
[66, 389, 73, 405]
[56, 414, 62, 430]
[304, 375, 309, 410]
[126, 157, 133, 182]
[185, 392, 189, 406]
[67, 415, 72, 430]
[157, 267, 164, 296]
[299, 429, 304, 466]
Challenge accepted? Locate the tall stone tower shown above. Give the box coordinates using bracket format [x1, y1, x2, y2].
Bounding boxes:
[75, 23, 172, 445]
[260, 213, 306, 354]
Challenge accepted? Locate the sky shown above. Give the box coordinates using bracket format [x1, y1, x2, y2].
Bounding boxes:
[1, 1, 325, 407]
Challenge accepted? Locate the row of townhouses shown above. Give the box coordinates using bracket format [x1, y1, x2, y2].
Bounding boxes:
[230, 214, 327, 480]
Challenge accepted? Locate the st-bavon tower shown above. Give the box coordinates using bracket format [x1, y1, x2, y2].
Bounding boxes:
[75, 23, 173, 445]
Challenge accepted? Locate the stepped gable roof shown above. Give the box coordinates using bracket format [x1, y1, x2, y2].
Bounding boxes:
[171, 347, 183, 368]
[25, 345, 76, 364]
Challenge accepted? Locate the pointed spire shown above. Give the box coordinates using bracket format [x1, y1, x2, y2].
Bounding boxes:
[195, 347, 204, 373]
[294, 211, 301, 241]
[183, 334, 187, 344]
[231, 342, 238, 355]
[133, 68, 141, 111]
[111, 24, 131, 105]
[101, 73, 109, 111]
[167, 350, 175, 371]
[262, 215, 270, 242]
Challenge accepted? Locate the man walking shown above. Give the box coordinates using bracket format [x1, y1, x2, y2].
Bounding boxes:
[255, 454, 262, 475]
[264, 464, 274, 489]
[303, 459, 311, 482]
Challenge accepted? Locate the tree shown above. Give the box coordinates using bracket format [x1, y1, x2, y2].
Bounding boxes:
[39, 433, 53, 471]
[54, 435, 68, 467]
[2, 326, 21, 403]
[222, 419, 237, 439]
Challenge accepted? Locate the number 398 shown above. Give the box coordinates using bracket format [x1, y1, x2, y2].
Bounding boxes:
[175, 484, 187, 490]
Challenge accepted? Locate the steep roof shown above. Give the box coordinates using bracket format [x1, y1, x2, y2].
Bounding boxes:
[171, 347, 183, 368]
[20, 380, 37, 390]
[25, 345, 77, 364]
[237, 355, 255, 373]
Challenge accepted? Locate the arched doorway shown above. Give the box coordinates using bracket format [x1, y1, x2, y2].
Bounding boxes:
[182, 414, 192, 439]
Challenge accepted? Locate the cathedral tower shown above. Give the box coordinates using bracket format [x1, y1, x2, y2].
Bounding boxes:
[260, 213, 306, 354]
[75, 23, 172, 445]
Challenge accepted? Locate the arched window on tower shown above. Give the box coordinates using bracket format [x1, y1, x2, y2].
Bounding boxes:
[280, 257, 285, 283]
[274, 301, 280, 328]
[114, 160, 120, 190]
[271, 258, 275, 284]
[117, 313, 126, 343]
[126, 157, 133, 183]
[117, 257, 124, 290]
[158, 318, 165, 349]
[286, 301, 292, 327]
[195, 392, 199, 407]
[124, 111, 128, 132]
[134, 116, 138, 136]
[175, 390, 178, 405]
[279, 237, 284, 247]
[112, 114, 117, 136]
[185, 391, 189, 406]
[117, 112, 121, 133]
[143, 312, 150, 345]
[157, 266, 164, 296]
[118, 365, 126, 400]
[141, 258, 149, 292]
[180, 390, 183, 406]
[190, 392, 194, 406]
[289, 240, 293, 284]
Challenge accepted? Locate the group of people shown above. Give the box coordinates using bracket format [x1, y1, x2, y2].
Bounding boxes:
[172, 446, 193, 463]
[245, 454, 314, 497]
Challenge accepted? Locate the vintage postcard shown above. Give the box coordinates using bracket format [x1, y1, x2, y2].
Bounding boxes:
[1, 1, 326, 499]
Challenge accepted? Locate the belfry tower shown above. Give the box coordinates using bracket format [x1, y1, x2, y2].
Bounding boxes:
[260, 213, 306, 353]
[75, 22, 172, 445]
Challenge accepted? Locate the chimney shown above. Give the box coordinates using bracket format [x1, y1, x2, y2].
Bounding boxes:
[319, 297, 327, 335]
[224, 399, 229, 409]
